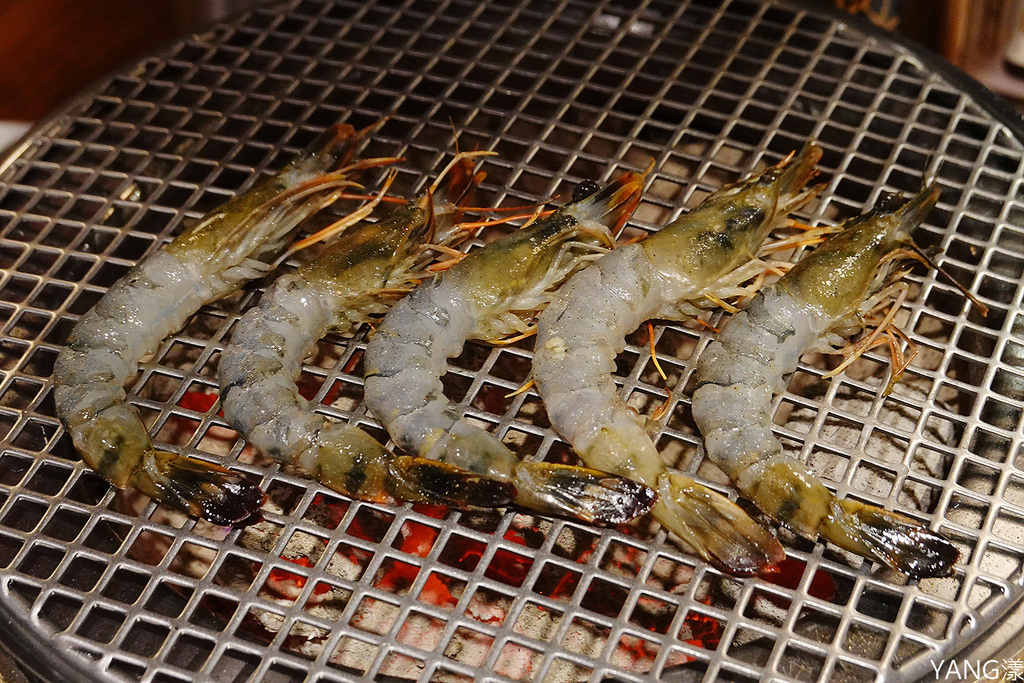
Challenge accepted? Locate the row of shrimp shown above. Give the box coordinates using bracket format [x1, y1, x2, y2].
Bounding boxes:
[54, 124, 976, 581]
[53, 122, 656, 529]
[54, 123, 394, 525]
[533, 143, 973, 579]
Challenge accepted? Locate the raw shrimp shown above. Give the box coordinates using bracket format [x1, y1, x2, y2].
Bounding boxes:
[363, 173, 658, 524]
[691, 186, 961, 579]
[218, 153, 511, 505]
[53, 124, 392, 525]
[532, 145, 822, 575]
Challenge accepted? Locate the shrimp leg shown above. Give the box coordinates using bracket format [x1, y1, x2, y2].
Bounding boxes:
[364, 173, 657, 524]
[692, 186, 960, 579]
[533, 145, 823, 574]
[53, 124, 391, 525]
[218, 153, 512, 505]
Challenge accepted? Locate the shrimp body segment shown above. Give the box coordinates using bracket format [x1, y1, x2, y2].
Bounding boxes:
[363, 173, 658, 524]
[53, 124, 377, 525]
[692, 186, 960, 579]
[533, 145, 822, 575]
[218, 157, 509, 504]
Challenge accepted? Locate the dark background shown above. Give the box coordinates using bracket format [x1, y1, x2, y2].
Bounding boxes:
[0, 0, 1001, 123]
[0, 0, 238, 121]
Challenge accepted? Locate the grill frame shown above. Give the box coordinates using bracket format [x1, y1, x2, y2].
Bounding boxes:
[1, 1, 1024, 681]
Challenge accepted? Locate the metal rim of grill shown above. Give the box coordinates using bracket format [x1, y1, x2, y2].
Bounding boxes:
[1, 1, 1024, 681]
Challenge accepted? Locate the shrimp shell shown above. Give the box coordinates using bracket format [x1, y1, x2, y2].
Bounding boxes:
[362, 173, 657, 525]
[53, 124, 379, 525]
[218, 156, 510, 505]
[532, 145, 822, 575]
[692, 185, 960, 579]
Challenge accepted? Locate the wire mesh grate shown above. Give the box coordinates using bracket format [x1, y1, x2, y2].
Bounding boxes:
[1, 0, 1024, 681]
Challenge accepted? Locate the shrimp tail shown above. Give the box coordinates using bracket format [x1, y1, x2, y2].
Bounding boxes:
[135, 451, 265, 526]
[826, 498, 959, 579]
[388, 458, 655, 524]
[386, 456, 518, 508]
[387, 424, 658, 522]
[511, 462, 657, 525]
[657, 474, 785, 575]
[742, 458, 959, 578]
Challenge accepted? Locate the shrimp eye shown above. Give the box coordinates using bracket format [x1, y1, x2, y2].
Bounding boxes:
[572, 180, 601, 202]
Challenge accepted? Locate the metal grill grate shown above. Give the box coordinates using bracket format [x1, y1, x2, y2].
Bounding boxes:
[1, 0, 1023, 681]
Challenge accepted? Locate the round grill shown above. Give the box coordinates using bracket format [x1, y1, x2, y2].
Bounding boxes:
[1, 1, 1022, 681]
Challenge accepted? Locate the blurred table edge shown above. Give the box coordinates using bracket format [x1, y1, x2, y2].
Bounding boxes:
[0, 123, 32, 157]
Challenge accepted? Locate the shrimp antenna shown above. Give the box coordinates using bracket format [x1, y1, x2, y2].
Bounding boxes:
[907, 244, 989, 316]
[897, 171, 985, 315]
[429, 150, 497, 196]
[449, 117, 461, 152]
[921, 151, 942, 183]
[353, 117, 391, 142]
[459, 200, 551, 213]
[451, 208, 555, 233]
[283, 169, 399, 257]
[642, 157, 658, 180]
